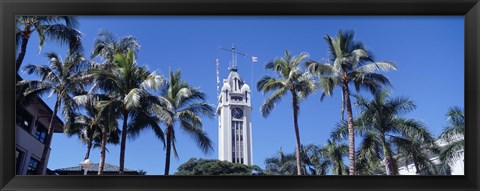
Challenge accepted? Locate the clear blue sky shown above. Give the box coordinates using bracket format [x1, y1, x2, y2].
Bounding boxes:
[19, 16, 464, 175]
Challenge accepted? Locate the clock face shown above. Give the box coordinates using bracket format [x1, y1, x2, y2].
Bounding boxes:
[232, 108, 243, 119]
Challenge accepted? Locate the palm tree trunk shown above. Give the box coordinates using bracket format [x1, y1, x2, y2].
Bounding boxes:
[35, 99, 59, 175]
[119, 110, 129, 175]
[380, 132, 396, 175]
[341, 93, 345, 121]
[291, 90, 302, 176]
[413, 158, 421, 175]
[16, 34, 30, 73]
[337, 161, 343, 175]
[98, 126, 107, 175]
[84, 140, 93, 160]
[342, 79, 355, 175]
[164, 124, 173, 175]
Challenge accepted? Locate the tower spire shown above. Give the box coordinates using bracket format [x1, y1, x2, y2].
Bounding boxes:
[220, 43, 247, 71]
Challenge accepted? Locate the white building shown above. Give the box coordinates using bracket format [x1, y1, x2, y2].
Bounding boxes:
[217, 64, 253, 165]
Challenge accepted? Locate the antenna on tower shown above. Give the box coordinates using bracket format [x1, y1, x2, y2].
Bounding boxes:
[220, 43, 247, 70]
[216, 58, 220, 98]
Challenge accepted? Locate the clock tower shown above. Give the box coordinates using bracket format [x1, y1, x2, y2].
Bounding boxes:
[217, 64, 253, 165]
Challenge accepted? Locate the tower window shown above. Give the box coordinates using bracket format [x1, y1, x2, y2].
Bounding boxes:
[231, 120, 243, 163]
[245, 91, 248, 102]
[225, 90, 228, 101]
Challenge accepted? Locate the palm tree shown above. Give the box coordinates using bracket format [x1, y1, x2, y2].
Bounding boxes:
[86, 31, 144, 174]
[331, 91, 433, 175]
[317, 139, 348, 175]
[257, 50, 316, 175]
[301, 144, 330, 175]
[354, 130, 385, 175]
[306, 30, 396, 175]
[16, 16, 83, 73]
[72, 93, 122, 175]
[67, 91, 122, 175]
[17, 52, 86, 175]
[264, 148, 297, 175]
[91, 29, 140, 63]
[157, 69, 215, 175]
[393, 134, 441, 175]
[439, 107, 464, 166]
[83, 50, 164, 174]
[64, 111, 99, 160]
[264, 145, 330, 175]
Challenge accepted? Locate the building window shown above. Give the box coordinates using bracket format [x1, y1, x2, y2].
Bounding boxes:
[16, 149, 24, 174]
[27, 158, 39, 175]
[35, 124, 48, 144]
[16, 107, 33, 132]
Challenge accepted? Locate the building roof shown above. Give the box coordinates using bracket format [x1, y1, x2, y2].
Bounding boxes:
[54, 163, 138, 172]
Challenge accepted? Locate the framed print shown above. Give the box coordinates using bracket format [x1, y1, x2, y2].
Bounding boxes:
[1, 0, 478, 191]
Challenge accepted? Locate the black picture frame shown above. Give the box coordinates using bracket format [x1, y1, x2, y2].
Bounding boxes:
[1, 0, 478, 191]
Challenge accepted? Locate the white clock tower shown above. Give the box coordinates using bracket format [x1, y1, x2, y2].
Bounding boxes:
[217, 47, 253, 165]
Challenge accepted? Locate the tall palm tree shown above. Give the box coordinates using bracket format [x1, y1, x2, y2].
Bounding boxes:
[85, 50, 164, 174]
[16, 16, 83, 73]
[157, 69, 215, 175]
[17, 52, 86, 175]
[257, 50, 316, 175]
[439, 107, 464, 166]
[317, 139, 348, 175]
[306, 30, 396, 175]
[87, 31, 144, 174]
[331, 91, 432, 175]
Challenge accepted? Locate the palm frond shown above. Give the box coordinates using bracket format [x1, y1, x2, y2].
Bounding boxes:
[305, 61, 335, 77]
[23, 64, 60, 83]
[439, 140, 464, 166]
[128, 110, 165, 146]
[259, 87, 287, 117]
[179, 117, 213, 154]
[43, 24, 84, 54]
[18, 80, 54, 97]
[180, 103, 215, 119]
[350, 72, 391, 96]
[141, 71, 164, 90]
[256, 76, 285, 94]
[354, 62, 397, 73]
[124, 88, 148, 110]
[33, 22, 46, 54]
[317, 76, 340, 101]
[393, 118, 434, 143]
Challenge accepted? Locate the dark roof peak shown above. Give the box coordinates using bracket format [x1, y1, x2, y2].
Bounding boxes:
[54, 163, 138, 172]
